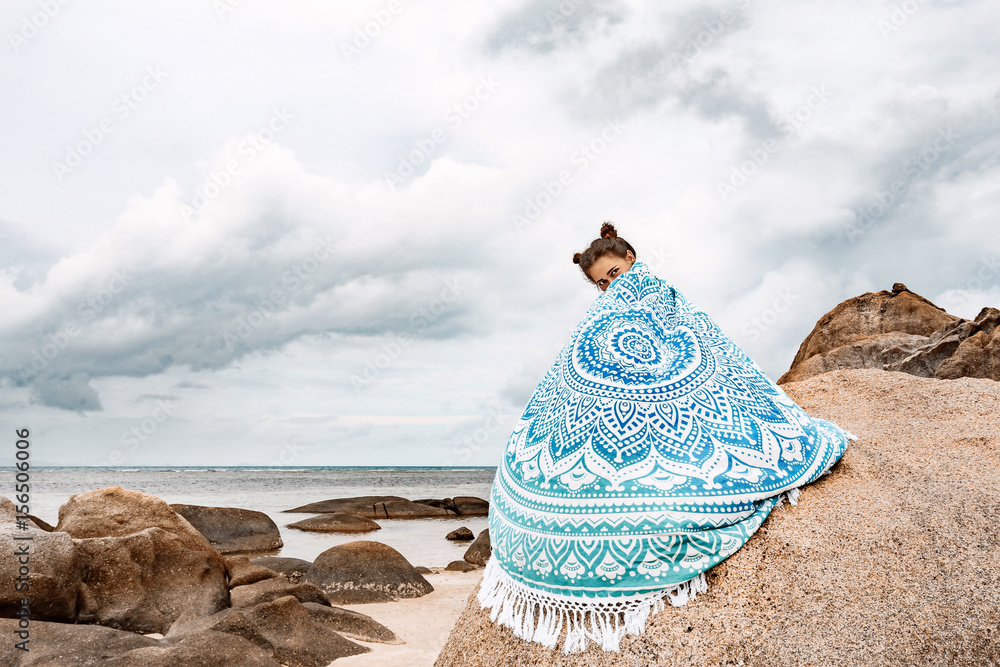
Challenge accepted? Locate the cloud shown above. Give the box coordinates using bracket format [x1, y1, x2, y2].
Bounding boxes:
[29, 373, 102, 412]
[0, 147, 511, 409]
[1, 0, 999, 464]
[486, 0, 627, 55]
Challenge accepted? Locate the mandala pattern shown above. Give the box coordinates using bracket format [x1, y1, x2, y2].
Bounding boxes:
[487, 261, 852, 604]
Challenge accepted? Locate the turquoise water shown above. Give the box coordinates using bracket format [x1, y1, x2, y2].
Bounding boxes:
[18, 466, 496, 567]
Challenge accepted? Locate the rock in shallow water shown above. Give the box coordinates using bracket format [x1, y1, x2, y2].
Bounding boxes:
[463, 529, 491, 566]
[286, 511, 381, 533]
[446, 526, 474, 541]
[170, 504, 283, 553]
[285, 495, 456, 518]
[435, 369, 1000, 667]
[416, 496, 491, 516]
[446, 560, 478, 572]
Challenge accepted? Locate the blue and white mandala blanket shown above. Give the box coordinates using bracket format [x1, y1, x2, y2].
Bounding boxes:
[479, 260, 853, 653]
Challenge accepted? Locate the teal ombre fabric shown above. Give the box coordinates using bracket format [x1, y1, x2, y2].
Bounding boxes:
[478, 261, 852, 653]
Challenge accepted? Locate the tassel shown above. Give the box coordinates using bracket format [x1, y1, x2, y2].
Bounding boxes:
[478, 560, 710, 654]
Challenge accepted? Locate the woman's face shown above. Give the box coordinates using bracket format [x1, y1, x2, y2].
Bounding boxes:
[586, 251, 635, 291]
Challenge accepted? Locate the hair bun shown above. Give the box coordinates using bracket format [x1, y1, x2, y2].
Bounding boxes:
[600, 222, 617, 239]
[572, 252, 583, 264]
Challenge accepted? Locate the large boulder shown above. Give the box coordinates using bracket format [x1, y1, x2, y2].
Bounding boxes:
[305, 540, 434, 603]
[249, 556, 312, 581]
[415, 496, 490, 516]
[56, 487, 208, 548]
[73, 526, 229, 634]
[285, 495, 456, 518]
[170, 504, 283, 553]
[463, 529, 491, 566]
[286, 512, 381, 533]
[182, 595, 369, 667]
[0, 617, 161, 666]
[780, 285, 999, 384]
[229, 576, 330, 609]
[436, 369, 1000, 666]
[52, 487, 228, 634]
[453, 496, 490, 515]
[781, 283, 957, 380]
[223, 555, 280, 587]
[103, 630, 282, 667]
[0, 499, 82, 622]
[301, 601, 402, 644]
[2, 490, 229, 634]
[936, 317, 1000, 379]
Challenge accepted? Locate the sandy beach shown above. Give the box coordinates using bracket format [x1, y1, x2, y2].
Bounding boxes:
[334, 569, 483, 666]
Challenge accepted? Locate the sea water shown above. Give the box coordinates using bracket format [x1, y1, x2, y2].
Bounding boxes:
[23, 466, 496, 567]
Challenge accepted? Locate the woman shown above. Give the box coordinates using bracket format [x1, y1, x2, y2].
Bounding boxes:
[478, 223, 854, 654]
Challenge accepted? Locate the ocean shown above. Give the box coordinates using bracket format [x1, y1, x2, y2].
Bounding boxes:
[20, 466, 497, 568]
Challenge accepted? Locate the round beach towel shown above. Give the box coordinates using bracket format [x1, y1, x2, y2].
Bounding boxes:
[479, 260, 853, 653]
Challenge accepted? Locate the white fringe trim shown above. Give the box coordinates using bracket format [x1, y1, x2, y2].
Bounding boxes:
[776, 486, 801, 506]
[476, 556, 707, 654]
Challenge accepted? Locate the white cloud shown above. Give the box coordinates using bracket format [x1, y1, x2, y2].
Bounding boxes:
[1, 0, 998, 464]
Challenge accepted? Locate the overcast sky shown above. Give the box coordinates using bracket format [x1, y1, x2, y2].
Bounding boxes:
[1, 0, 997, 466]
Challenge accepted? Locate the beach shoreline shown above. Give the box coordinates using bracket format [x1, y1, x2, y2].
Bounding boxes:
[336, 569, 483, 666]
[2, 469, 495, 666]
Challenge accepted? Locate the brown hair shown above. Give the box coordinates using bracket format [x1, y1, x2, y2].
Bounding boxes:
[572, 222, 637, 283]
